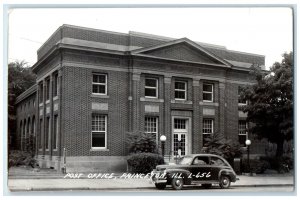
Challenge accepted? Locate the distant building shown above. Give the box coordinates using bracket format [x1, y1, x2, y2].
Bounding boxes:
[15, 24, 267, 172]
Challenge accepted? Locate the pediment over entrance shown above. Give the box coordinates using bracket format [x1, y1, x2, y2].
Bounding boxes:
[131, 38, 232, 67]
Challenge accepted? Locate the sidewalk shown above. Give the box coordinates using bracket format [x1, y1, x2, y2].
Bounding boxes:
[7, 167, 295, 191]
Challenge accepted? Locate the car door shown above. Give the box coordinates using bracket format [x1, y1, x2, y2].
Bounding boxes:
[190, 156, 211, 181]
[210, 156, 227, 181]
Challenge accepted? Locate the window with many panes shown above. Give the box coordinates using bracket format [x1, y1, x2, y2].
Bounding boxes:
[144, 117, 158, 142]
[175, 81, 187, 100]
[238, 120, 248, 146]
[91, 114, 107, 149]
[92, 74, 107, 95]
[39, 119, 43, 149]
[39, 82, 43, 102]
[203, 83, 213, 102]
[53, 73, 59, 97]
[145, 78, 158, 98]
[238, 86, 247, 105]
[174, 119, 186, 130]
[45, 117, 50, 150]
[46, 78, 50, 101]
[53, 115, 58, 150]
[203, 119, 213, 146]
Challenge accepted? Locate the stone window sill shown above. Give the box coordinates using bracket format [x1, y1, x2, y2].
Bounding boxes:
[91, 94, 110, 98]
[171, 99, 193, 104]
[140, 97, 164, 103]
[199, 101, 219, 106]
[90, 148, 110, 152]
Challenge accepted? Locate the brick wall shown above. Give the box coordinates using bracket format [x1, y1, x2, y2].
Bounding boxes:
[62, 65, 129, 157]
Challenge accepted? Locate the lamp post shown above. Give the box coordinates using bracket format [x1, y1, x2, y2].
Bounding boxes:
[160, 135, 166, 158]
[245, 139, 251, 175]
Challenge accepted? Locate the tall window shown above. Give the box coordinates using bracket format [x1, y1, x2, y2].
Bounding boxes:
[53, 115, 58, 150]
[92, 74, 107, 95]
[238, 86, 247, 105]
[53, 73, 59, 97]
[20, 121, 23, 139]
[203, 83, 213, 102]
[46, 78, 50, 101]
[32, 117, 36, 136]
[91, 114, 107, 149]
[203, 119, 214, 146]
[45, 117, 50, 150]
[144, 117, 158, 142]
[175, 81, 187, 100]
[23, 119, 26, 138]
[145, 78, 158, 98]
[27, 118, 30, 135]
[238, 120, 248, 146]
[39, 119, 43, 149]
[39, 82, 43, 102]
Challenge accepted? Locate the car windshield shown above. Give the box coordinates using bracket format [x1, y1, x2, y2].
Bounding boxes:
[179, 156, 193, 165]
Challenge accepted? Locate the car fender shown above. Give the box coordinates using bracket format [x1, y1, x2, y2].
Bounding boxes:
[165, 169, 192, 184]
[218, 169, 236, 182]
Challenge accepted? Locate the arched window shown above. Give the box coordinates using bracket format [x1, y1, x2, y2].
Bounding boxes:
[23, 119, 26, 138]
[32, 116, 36, 136]
[20, 121, 23, 138]
[27, 118, 31, 136]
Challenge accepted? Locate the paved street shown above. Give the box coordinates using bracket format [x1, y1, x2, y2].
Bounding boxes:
[89, 186, 294, 193]
[8, 175, 294, 192]
[7, 185, 294, 194]
[7, 166, 294, 193]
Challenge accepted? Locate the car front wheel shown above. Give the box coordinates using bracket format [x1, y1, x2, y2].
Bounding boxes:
[171, 177, 184, 190]
[219, 175, 231, 189]
[155, 183, 166, 190]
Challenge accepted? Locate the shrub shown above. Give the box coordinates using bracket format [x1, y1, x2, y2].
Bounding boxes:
[260, 156, 293, 173]
[204, 133, 242, 165]
[126, 131, 158, 153]
[8, 134, 37, 168]
[8, 150, 37, 168]
[241, 158, 270, 174]
[127, 153, 164, 173]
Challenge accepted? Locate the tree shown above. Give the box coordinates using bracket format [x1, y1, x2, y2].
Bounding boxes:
[240, 52, 293, 157]
[8, 60, 36, 150]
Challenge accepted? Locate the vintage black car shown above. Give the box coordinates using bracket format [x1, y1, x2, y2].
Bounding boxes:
[151, 154, 238, 190]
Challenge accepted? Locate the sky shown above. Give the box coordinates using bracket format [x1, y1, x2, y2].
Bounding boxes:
[7, 7, 293, 69]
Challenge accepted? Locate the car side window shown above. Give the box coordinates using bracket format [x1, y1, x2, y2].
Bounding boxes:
[192, 157, 209, 165]
[211, 157, 226, 166]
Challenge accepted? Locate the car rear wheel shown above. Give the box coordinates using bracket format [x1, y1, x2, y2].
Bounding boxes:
[219, 175, 231, 189]
[171, 177, 184, 190]
[155, 183, 166, 190]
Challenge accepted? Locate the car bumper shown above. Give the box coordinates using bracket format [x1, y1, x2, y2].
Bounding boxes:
[151, 170, 167, 183]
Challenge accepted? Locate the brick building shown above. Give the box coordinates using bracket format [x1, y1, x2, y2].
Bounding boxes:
[15, 24, 267, 172]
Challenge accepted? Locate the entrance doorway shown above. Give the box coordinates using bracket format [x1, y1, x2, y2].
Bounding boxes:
[173, 118, 189, 156]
